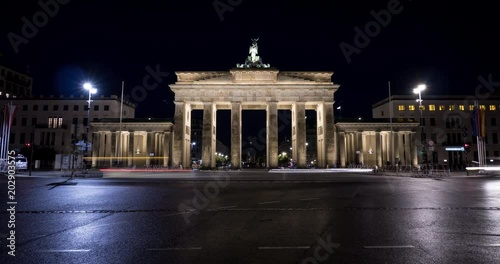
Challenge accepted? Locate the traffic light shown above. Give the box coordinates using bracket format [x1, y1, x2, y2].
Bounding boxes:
[464, 142, 471, 153]
[25, 143, 31, 148]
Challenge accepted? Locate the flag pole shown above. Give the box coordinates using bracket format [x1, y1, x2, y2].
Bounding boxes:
[389, 81, 394, 165]
[118, 81, 124, 165]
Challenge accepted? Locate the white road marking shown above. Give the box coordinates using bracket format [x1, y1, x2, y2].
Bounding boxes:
[469, 244, 500, 247]
[147, 247, 202, 251]
[259, 246, 310, 250]
[214, 206, 237, 210]
[364, 245, 414, 249]
[299, 198, 319, 201]
[38, 249, 91, 252]
[258, 201, 281, 205]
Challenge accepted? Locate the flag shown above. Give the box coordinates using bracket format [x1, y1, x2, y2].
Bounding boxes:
[471, 106, 479, 137]
[480, 108, 486, 137]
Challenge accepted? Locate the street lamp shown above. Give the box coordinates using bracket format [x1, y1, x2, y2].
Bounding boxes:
[413, 84, 426, 164]
[83, 82, 97, 160]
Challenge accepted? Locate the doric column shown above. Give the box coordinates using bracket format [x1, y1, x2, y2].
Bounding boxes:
[163, 132, 171, 167]
[146, 132, 153, 167]
[376, 131, 382, 167]
[358, 132, 364, 165]
[173, 102, 191, 168]
[411, 132, 418, 166]
[231, 102, 242, 169]
[202, 103, 217, 169]
[98, 132, 105, 167]
[404, 132, 411, 166]
[128, 132, 134, 167]
[339, 131, 346, 167]
[105, 132, 112, 167]
[91, 132, 99, 168]
[267, 102, 278, 168]
[398, 132, 404, 164]
[323, 102, 335, 167]
[292, 102, 306, 167]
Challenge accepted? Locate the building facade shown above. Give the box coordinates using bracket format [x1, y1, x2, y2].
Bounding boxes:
[0, 65, 32, 98]
[1, 95, 135, 167]
[373, 95, 500, 169]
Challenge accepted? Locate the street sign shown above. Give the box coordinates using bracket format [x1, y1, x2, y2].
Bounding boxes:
[428, 146, 435, 151]
[427, 140, 434, 146]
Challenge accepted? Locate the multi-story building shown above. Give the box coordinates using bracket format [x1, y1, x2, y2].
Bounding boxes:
[0, 65, 33, 98]
[372, 95, 500, 169]
[0, 95, 135, 168]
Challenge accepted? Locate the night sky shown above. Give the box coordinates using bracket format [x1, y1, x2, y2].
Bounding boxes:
[1, 0, 499, 151]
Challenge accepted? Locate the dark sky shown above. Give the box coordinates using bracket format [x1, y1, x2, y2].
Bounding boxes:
[1, 0, 499, 150]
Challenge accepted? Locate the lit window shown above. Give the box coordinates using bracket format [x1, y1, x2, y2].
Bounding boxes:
[398, 105, 405, 111]
[439, 105, 445, 111]
[48, 117, 63, 128]
[419, 105, 425, 110]
[480, 105, 486, 110]
[449, 105, 455, 111]
[6, 93, 9, 98]
[429, 105, 436, 111]
[459, 105, 465, 111]
[490, 105, 496, 111]
[469, 105, 475, 111]
[409, 105, 415, 111]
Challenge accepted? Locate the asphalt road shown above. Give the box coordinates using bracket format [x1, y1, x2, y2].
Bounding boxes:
[1, 171, 499, 264]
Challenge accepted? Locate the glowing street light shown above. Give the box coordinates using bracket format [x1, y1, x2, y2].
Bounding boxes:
[413, 84, 427, 163]
[83, 82, 97, 159]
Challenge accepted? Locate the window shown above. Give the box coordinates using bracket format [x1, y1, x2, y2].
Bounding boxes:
[19, 133, 25, 145]
[53, 105, 59, 111]
[480, 105, 486, 110]
[83, 118, 88, 126]
[493, 133, 498, 144]
[84, 105, 89, 111]
[43, 105, 48, 111]
[104, 105, 110, 111]
[419, 105, 425, 111]
[72, 118, 78, 124]
[22, 105, 28, 111]
[459, 105, 465, 111]
[48, 117, 63, 128]
[469, 105, 475, 111]
[449, 105, 455, 111]
[33, 105, 38, 111]
[63, 105, 68, 111]
[420, 118, 426, 126]
[31, 118, 37, 125]
[430, 118, 436, 126]
[409, 105, 415, 111]
[74, 105, 79, 111]
[429, 105, 436, 111]
[439, 105, 445, 111]
[12, 118, 16, 126]
[10, 134, 15, 144]
[94, 105, 99, 111]
[490, 105, 496, 111]
[398, 105, 405, 111]
[21, 118, 26, 126]
[492, 118, 497, 126]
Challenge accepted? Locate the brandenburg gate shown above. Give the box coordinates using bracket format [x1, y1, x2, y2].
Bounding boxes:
[169, 39, 340, 169]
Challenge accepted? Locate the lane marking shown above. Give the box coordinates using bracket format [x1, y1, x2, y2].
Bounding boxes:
[299, 198, 319, 201]
[214, 206, 237, 210]
[38, 249, 91, 252]
[258, 201, 280, 205]
[364, 245, 414, 249]
[147, 247, 202, 251]
[259, 246, 310, 250]
[469, 244, 500, 247]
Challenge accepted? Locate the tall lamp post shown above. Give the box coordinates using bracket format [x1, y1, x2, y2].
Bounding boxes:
[83, 83, 97, 166]
[413, 84, 426, 164]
